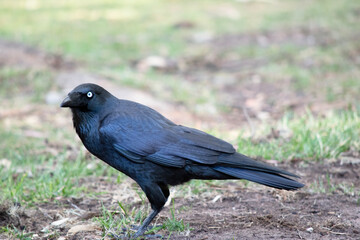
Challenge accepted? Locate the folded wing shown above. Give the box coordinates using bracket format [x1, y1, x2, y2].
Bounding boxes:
[99, 110, 235, 168]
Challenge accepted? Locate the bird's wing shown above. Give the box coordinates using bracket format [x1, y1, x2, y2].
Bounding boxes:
[99, 111, 235, 168]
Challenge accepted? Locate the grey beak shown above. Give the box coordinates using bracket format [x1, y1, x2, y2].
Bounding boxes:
[60, 95, 72, 108]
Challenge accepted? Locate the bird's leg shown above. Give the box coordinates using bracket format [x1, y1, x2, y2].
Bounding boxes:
[132, 207, 162, 239]
[131, 182, 169, 238]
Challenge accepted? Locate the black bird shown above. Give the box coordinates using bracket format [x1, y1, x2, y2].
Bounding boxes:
[61, 83, 304, 238]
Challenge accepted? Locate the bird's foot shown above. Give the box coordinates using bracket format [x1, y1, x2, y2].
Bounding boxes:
[131, 224, 163, 239]
[109, 225, 163, 239]
[108, 231, 129, 240]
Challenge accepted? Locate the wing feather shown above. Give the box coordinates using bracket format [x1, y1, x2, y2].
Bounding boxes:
[99, 109, 235, 167]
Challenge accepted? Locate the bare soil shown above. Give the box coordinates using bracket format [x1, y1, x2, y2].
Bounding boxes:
[0, 34, 359, 240]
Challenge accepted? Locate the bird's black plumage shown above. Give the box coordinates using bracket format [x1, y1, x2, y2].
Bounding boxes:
[61, 83, 304, 238]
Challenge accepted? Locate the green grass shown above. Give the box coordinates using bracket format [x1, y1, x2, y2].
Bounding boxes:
[0, 125, 121, 205]
[94, 202, 139, 239]
[0, 0, 356, 63]
[1, 0, 359, 107]
[1, 149, 82, 204]
[237, 110, 360, 162]
[0, 67, 55, 103]
[94, 200, 189, 239]
[0, 225, 34, 240]
[309, 174, 357, 196]
[162, 200, 190, 233]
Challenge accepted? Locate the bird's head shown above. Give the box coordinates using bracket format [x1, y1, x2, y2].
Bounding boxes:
[60, 83, 112, 112]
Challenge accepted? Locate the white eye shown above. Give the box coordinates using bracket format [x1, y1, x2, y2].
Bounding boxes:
[86, 91, 93, 98]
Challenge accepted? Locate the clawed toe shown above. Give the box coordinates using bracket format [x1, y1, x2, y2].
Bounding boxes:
[108, 225, 163, 239]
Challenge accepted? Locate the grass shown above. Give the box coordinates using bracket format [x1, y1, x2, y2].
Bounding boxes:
[0, 67, 55, 104]
[1, 147, 82, 204]
[162, 200, 190, 233]
[94, 200, 189, 239]
[237, 110, 360, 162]
[309, 174, 357, 196]
[95, 203, 136, 238]
[0, 225, 34, 240]
[0, 0, 356, 62]
[0, 125, 121, 206]
[1, 0, 360, 107]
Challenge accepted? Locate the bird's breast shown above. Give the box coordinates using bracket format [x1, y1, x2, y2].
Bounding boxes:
[73, 113, 103, 156]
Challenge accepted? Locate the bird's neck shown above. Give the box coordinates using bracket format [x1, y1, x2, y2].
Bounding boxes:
[71, 109, 100, 144]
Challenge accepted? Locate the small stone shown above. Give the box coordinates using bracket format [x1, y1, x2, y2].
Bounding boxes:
[51, 218, 69, 226]
[68, 224, 99, 235]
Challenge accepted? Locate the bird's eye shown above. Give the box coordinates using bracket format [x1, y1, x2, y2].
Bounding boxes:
[86, 91, 93, 98]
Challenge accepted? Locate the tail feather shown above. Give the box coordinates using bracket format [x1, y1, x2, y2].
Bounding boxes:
[218, 153, 300, 178]
[215, 153, 304, 190]
[214, 166, 304, 190]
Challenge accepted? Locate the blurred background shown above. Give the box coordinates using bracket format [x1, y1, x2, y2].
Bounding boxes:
[0, 0, 359, 239]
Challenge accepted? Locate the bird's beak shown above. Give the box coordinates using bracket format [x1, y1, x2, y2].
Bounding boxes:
[60, 95, 72, 108]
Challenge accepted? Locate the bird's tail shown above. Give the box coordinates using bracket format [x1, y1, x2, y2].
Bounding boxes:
[214, 153, 304, 190]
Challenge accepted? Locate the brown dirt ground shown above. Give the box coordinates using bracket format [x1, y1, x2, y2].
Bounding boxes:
[0, 37, 359, 240]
